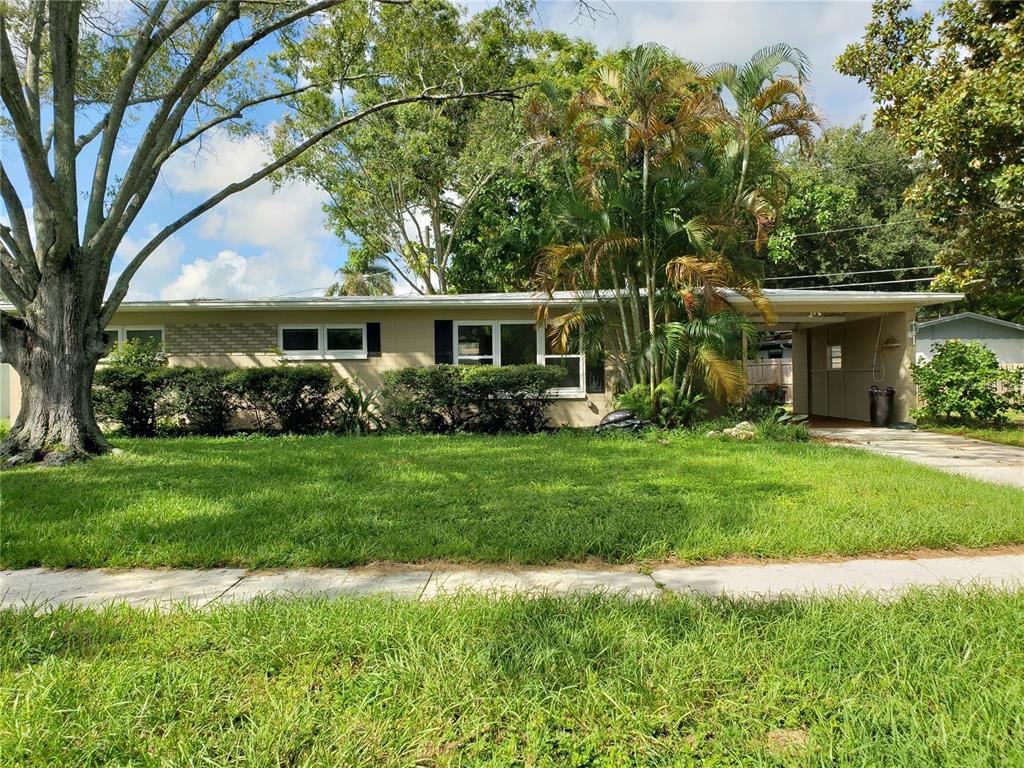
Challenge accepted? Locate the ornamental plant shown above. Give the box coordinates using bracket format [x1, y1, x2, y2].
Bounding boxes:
[911, 340, 1022, 424]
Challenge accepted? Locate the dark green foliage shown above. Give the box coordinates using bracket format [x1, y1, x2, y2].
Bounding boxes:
[766, 124, 940, 289]
[329, 379, 383, 436]
[615, 382, 707, 428]
[378, 366, 467, 433]
[226, 365, 336, 434]
[379, 364, 563, 433]
[447, 169, 560, 293]
[461, 365, 564, 433]
[163, 368, 234, 436]
[912, 340, 1022, 424]
[91, 340, 170, 437]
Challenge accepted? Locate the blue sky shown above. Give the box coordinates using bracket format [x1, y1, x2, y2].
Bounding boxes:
[3, 1, 938, 302]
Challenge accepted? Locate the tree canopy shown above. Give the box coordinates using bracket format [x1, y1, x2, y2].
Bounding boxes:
[270, 0, 590, 295]
[837, 0, 1024, 321]
[0, 0, 521, 464]
[766, 124, 941, 290]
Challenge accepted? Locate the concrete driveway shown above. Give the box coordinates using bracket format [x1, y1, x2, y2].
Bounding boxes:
[812, 427, 1024, 489]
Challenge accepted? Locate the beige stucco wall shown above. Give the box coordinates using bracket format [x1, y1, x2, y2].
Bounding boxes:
[805, 311, 916, 422]
[4, 306, 615, 427]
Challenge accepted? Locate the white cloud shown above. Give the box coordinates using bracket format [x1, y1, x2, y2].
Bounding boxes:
[539, 0, 880, 127]
[160, 248, 336, 300]
[153, 132, 339, 299]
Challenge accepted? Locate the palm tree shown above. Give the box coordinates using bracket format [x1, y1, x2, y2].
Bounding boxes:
[711, 44, 819, 226]
[326, 257, 394, 297]
[535, 45, 784, 414]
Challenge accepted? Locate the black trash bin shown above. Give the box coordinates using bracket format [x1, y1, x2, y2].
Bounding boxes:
[869, 385, 895, 427]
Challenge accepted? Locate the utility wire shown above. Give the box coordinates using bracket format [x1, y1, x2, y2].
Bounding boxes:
[765, 255, 1024, 284]
[798, 276, 937, 289]
[764, 263, 940, 282]
[744, 216, 930, 244]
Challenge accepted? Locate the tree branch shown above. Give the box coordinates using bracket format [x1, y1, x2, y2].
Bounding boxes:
[0, 251, 32, 313]
[101, 85, 524, 323]
[48, 0, 83, 226]
[0, 13, 74, 244]
[83, 0, 209, 240]
[0, 165, 41, 287]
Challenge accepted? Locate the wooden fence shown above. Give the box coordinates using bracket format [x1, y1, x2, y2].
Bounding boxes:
[745, 359, 793, 403]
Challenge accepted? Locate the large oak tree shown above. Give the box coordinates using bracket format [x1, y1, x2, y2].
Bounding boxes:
[0, 0, 518, 466]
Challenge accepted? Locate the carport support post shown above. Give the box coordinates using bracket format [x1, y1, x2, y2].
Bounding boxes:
[791, 328, 809, 416]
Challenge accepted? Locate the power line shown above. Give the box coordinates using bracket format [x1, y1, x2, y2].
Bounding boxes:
[765, 255, 1024, 284]
[799, 276, 937, 289]
[743, 216, 930, 244]
[765, 263, 940, 282]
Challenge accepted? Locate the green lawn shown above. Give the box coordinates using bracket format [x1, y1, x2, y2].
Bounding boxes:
[3, 433, 1023, 569]
[924, 423, 1024, 447]
[2, 591, 1023, 766]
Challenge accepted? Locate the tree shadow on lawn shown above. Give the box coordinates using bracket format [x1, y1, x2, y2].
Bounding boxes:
[4, 435, 810, 568]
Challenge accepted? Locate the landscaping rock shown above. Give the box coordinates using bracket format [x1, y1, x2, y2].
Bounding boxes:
[722, 421, 756, 440]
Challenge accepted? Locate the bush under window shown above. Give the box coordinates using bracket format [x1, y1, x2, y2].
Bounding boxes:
[379, 364, 563, 434]
[92, 340, 170, 437]
[912, 340, 1022, 424]
[226, 365, 336, 433]
[164, 368, 234, 436]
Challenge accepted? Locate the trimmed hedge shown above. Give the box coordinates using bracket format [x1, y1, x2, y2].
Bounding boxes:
[225, 366, 335, 434]
[164, 368, 234, 436]
[92, 340, 170, 437]
[379, 364, 564, 434]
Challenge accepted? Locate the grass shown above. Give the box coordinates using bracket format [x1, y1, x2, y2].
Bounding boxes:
[920, 410, 1024, 447]
[2, 432, 1023, 569]
[2, 591, 1023, 766]
[925, 424, 1024, 447]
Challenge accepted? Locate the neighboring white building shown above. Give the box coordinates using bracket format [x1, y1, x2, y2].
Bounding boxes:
[916, 312, 1024, 365]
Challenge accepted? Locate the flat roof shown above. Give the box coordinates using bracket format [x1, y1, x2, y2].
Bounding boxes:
[0, 288, 961, 313]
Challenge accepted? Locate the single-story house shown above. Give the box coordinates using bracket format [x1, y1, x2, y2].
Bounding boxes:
[0, 288, 961, 426]
[915, 312, 1024, 365]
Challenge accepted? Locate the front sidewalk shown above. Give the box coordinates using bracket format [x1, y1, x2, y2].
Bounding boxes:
[3, 551, 1022, 609]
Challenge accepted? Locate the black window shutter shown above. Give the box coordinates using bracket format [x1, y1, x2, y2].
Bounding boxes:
[366, 322, 381, 357]
[585, 349, 605, 393]
[434, 320, 453, 364]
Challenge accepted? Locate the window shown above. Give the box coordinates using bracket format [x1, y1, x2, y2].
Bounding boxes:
[827, 344, 843, 370]
[279, 324, 366, 359]
[125, 328, 163, 345]
[541, 326, 584, 393]
[101, 327, 163, 356]
[456, 323, 494, 365]
[452, 321, 585, 396]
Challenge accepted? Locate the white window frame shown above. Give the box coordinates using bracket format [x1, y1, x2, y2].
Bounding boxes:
[537, 325, 585, 398]
[102, 326, 165, 354]
[451, 320, 585, 398]
[278, 323, 367, 360]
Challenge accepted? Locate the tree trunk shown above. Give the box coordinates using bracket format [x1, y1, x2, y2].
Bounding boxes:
[1, 267, 110, 467]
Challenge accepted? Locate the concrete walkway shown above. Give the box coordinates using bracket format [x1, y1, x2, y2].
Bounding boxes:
[812, 427, 1024, 489]
[3, 552, 1022, 609]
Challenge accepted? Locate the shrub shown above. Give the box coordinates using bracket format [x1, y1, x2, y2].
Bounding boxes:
[329, 378, 382, 436]
[227, 365, 335, 433]
[379, 364, 563, 433]
[912, 340, 1022, 424]
[462, 365, 563, 433]
[164, 368, 234, 436]
[378, 365, 467, 433]
[614, 381, 707, 428]
[92, 340, 170, 437]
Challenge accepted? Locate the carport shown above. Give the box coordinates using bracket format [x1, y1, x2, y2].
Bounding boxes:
[729, 290, 963, 424]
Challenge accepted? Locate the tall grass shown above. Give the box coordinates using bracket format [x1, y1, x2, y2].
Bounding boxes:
[2, 591, 1022, 766]
[3, 432, 1023, 568]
